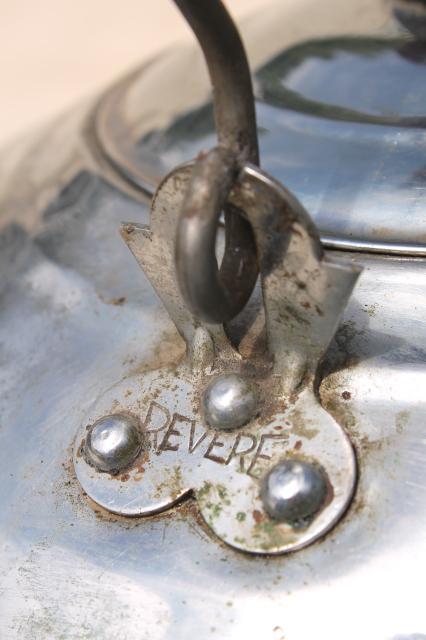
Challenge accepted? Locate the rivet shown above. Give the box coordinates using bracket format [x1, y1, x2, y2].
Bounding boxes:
[85, 414, 141, 472]
[261, 459, 328, 526]
[203, 373, 257, 430]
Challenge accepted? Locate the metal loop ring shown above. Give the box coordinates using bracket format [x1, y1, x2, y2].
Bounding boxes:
[173, 0, 260, 323]
[176, 147, 258, 324]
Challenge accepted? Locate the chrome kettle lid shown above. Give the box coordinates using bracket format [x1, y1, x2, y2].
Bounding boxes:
[95, 0, 426, 255]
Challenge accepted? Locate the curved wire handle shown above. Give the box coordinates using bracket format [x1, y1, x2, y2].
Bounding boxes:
[174, 0, 259, 164]
[173, 0, 260, 323]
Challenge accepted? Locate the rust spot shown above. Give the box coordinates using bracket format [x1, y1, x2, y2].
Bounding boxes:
[294, 439, 302, 451]
[196, 149, 208, 161]
[127, 329, 185, 377]
[76, 439, 85, 458]
[301, 301, 311, 309]
[341, 390, 351, 400]
[253, 509, 264, 524]
[98, 293, 127, 306]
[120, 473, 130, 482]
[108, 296, 126, 306]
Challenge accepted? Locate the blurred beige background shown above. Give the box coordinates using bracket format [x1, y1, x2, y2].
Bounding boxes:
[0, 0, 264, 147]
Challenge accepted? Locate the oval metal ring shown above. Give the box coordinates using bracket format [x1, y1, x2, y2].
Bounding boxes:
[173, 0, 260, 325]
[176, 147, 258, 324]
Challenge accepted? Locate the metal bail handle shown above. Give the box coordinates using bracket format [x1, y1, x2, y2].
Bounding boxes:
[173, 0, 260, 324]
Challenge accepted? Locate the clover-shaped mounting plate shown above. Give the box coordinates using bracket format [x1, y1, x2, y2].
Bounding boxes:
[74, 362, 355, 554]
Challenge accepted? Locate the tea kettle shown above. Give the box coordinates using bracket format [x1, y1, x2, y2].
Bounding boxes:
[0, 0, 425, 638]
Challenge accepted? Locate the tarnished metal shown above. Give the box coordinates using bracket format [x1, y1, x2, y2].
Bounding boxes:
[75, 157, 359, 554]
[2, 163, 426, 633]
[176, 148, 258, 323]
[2, 0, 426, 637]
[202, 373, 258, 431]
[74, 365, 356, 554]
[173, 0, 259, 164]
[173, 0, 260, 323]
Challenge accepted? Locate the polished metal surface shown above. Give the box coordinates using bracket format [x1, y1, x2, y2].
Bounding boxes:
[1, 145, 426, 634]
[202, 373, 258, 430]
[260, 460, 328, 525]
[1, 0, 426, 636]
[85, 414, 142, 472]
[93, 0, 426, 256]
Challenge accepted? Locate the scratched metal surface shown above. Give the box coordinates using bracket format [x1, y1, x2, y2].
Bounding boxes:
[1, 101, 426, 637]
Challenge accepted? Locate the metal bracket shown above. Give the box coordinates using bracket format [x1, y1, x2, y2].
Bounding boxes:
[74, 160, 361, 555]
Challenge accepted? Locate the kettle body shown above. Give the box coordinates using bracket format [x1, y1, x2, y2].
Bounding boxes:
[0, 1, 425, 638]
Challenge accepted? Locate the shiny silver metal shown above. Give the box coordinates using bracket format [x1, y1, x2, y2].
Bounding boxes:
[84, 414, 142, 472]
[202, 373, 258, 430]
[1, 0, 426, 637]
[261, 459, 328, 525]
[2, 179, 426, 634]
[94, 0, 426, 257]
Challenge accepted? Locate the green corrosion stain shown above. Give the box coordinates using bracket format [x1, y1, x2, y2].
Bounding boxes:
[197, 483, 233, 527]
[236, 512, 246, 522]
[217, 484, 231, 506]
[253, 520, 294, 551]
[208, 502, 222, 519]
[202, 500, 223, 528]
[197, 481, 212, 500]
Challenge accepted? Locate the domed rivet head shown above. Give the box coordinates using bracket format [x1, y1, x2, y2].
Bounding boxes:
[84, 414, 142, 472]
[203, 373, 258, 430]
[261, 459, 328, 526]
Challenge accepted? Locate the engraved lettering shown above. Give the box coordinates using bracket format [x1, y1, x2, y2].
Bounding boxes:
[188, 422, 208, 454]
[204, 432, 226, 464]
[143, 400, 170, 450]
[247, 434, 289, 478]
[141, 397, 290, 478]
[158, 413, 187, 452]
[225, 433, 257, 467]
